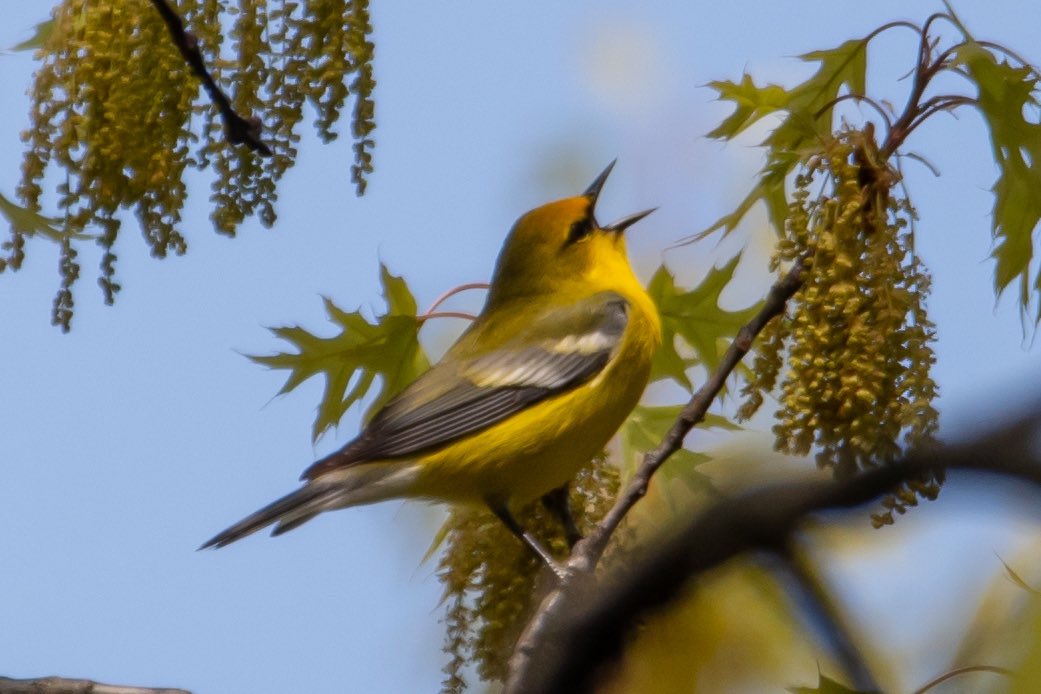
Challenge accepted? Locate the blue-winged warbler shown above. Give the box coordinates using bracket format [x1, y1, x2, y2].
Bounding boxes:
[202, 162, 661, 572]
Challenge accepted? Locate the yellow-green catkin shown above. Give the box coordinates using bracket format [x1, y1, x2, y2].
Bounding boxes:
[10, 0, 376, 329]
[437, 455, 621, 693]
[741, 126, 942, 526]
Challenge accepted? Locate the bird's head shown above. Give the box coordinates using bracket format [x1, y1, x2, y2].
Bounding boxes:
[487, 161, 655, 305]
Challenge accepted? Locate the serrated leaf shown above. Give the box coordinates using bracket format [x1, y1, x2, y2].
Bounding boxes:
[249, 263, 431, 442]
[647, 256, 763, 389]
[11, 18, 54, 53]
[702, 39, 868, 239]
[618, 404, 733, 510]
[952, 41, 1041, 322]
[618, 404, 737, 476]
[706, 74, 791, 141]
[0, 192, 92, 242]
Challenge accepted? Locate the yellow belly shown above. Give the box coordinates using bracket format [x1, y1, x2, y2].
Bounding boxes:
[405, 291, 659, 505]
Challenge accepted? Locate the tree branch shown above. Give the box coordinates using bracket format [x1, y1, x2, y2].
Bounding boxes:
[0, 676, 191, 694]
[585, 256, 808, 566]
[505, 257, 808, 692]
[772, 551, 879, 691]
[149, 0, 271, 156]
[506, 404, 1041, 694]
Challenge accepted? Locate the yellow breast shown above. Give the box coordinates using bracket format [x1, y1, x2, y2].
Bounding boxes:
[410, 280, 660, 505]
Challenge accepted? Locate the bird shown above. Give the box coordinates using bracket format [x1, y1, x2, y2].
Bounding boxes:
[200, 162, 661, 574]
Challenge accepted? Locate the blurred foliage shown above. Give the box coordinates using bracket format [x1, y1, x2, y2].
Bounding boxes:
[598, 561, 838, 694]
[6, 0, 375, 329]
[952, 542, 1041, 692]
[1011, 593, 1041, 693]
[788, 673, 866, 694]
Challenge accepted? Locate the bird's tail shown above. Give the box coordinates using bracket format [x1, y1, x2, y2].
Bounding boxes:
[199, 462, 421, 550]
[199, 483, 342, 550]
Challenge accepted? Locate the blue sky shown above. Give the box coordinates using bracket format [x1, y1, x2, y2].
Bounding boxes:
[2, 2, 1040, 692]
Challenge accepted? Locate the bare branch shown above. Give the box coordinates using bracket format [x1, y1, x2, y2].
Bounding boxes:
[586, 255, 809, 566]
[505, 403, 1041, 694]
[505, 257, 808, 692]
[148, 0, 271, 155]
[423, 282, 490, 315]
[416, 310, 478, 322]
[774, 552, 878, 691]
[910, 665, 1013, 694]
[0, 676, 191, 694]
[815, 93, 894, 138]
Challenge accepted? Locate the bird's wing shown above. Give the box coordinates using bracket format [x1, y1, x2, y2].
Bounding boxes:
[301, 291, 629, 480]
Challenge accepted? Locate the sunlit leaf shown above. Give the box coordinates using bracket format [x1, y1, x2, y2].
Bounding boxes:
[617, 404, 739, 511]
[249, 263, 430, 442]
[10, 19, 53, 53]
[619, 404, 727, 473]
[702, 39, 869, 239]
[647, 255, 763, 389]
[706, 74, 791, 141]
[952, 41, 1041, 322]
[0, 192, 91, 243]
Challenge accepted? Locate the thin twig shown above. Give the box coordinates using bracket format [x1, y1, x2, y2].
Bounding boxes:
[423, 282, 489, 315]
[416, 310, 478, 322]
[0, 676, 191, 694]
[505, 257, 808, 692]
[815, 94, 894, 138]
[862, 20, 923, 45]
[910, 664, 1013, 694]
[149, 0, 271, 155]
[585, 255, 808, 566]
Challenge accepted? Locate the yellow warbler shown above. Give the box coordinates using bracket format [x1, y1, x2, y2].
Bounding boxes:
[202, 162, 660, 573]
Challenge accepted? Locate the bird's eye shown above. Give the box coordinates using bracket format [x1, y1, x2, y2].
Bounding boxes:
[567, 217, 594, 245]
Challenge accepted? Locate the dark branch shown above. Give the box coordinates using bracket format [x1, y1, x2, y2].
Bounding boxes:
[586, 255, 809, 566]
[506, 403, 1041, 694]
[0, 676, 191, 694]
[505, 257, 808, 692]
[815, 93, 894, 138]
[774, 552, 878, 691]
[910, 665, 1012, 694]
[149, 0, 271, 156]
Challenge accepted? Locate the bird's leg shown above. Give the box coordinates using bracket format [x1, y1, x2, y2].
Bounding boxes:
[486, 499, 568, 580]
[541, 483, 583, 549]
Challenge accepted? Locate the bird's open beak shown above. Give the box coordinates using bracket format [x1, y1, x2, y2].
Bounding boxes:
[584, 160, 655, 232]
[604, 207, 657, 234]
[583, 159, 617, 207]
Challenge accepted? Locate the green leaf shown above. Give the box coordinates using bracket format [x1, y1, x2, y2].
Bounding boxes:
[702, 38, 869, 239]
[618, 405, 710, 475]
[788, 672, 874, 694]
[706, 74, 791, 141]
[11, 19, 54, 53]
[647, 256, 763, 389]
[952, 41, 1041, 322]
[618, 404, 736, 508]
[249, 263, 431, 442]
[0, 192, 92, 243]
